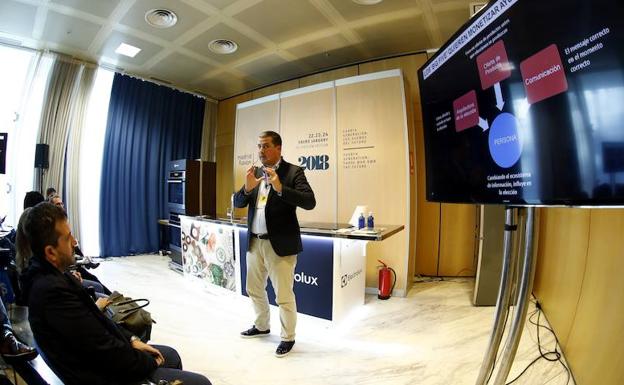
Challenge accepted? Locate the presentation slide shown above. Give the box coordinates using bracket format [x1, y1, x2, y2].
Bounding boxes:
[419, 0, 624, 205]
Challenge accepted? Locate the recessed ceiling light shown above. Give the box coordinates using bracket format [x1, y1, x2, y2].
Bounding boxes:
[145, 9, 178, 28]
[208, 39, 238, 54]
[352, 0, 383, 5]
[115, 43, 141, 58]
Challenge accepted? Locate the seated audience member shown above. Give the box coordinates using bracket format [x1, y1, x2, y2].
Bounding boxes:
[46, 194, 97, 266]
[24, 191, 45, 210]
[20, 203, 211, 385]
[15, 208, 34, 274]
[45, 187, 56, 201]
[19, 194, 107, 294]
[0, 192, 45, 304]
[17, 193, 49, 272]
[0, 191, 45, 251]
[47, 194, 63, 208]
[0, 297, 37, 362]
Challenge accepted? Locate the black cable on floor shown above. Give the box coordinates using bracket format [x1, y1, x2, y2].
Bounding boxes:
[504, 303, 571, 385]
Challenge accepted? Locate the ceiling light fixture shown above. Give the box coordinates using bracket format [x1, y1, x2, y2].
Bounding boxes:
[145, 9, 178, 28]
[208, 39, 238, 54]
[115, 43, 141, 58]
[352, 0, 383, 5]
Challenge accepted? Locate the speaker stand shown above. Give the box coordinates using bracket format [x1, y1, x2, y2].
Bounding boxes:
[35, 167, 43, 194]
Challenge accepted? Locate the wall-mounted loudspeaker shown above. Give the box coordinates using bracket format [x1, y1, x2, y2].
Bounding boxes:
[34, 143, 49, 169]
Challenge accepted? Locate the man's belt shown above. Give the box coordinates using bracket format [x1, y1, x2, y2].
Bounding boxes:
[250, 232, 270, 240]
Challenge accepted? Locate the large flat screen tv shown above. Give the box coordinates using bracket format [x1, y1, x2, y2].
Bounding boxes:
[418, 0, 624, 206]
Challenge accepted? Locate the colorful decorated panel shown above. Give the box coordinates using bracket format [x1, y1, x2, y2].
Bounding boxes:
[180, 216, 236, 291]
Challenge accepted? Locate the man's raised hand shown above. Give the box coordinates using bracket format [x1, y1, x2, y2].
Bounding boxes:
[245, 165, 262, 193]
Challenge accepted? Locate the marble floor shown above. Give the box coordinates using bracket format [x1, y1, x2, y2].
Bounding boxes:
[29, 254, 576, 385]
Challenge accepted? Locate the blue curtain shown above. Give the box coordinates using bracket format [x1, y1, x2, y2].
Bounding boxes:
[100, 74, 204, 257]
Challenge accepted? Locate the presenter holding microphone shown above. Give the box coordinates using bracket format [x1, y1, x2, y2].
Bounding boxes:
[234, 130, 316, 357]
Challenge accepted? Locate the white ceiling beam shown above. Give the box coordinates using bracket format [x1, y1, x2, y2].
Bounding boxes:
[222, 0, 265, 17]
[434, 0, 473, 12]
[307, 0, 369, 60]
[143, 16, 223, 70]
[348, 7, 423, 29]
[179, 0, 310, 82]
[87, 0, 136, 57]
[31, 0, 51, 41]
[308, 0, 362, 44]
[414, 0, 444, 48]
[192, 5, 428, 88]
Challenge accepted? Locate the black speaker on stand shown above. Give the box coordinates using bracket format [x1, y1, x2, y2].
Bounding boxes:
[34, 143, 49, 193]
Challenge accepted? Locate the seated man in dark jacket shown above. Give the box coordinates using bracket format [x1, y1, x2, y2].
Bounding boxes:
[20, 202, 211, 385]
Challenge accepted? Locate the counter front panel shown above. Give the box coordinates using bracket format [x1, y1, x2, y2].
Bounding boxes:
[239, 230, 334, 320]
[179, 216, 403, 322]
[180, 217, 237, 291]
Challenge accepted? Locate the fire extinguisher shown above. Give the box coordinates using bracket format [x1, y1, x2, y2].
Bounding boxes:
[377, 259, 396, 300]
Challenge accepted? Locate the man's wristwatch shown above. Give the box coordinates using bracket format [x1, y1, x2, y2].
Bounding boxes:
[130, 335, 140, 343]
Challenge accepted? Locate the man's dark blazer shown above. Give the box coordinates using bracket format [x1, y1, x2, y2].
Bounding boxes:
[20, 258, 157, 385]
[234, 158, 316, 256]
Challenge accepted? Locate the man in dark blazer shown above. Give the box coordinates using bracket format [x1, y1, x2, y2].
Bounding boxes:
[234, 130, 316, 358]
[19, 202, 211, 385]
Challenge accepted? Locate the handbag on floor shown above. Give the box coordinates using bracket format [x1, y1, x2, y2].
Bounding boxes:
[107, 291, 156, 342]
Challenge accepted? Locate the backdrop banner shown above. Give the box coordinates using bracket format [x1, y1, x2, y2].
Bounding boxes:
[233, 95, 279, 217]
[232, 70, 409, 291]
[280, 83, 336, 222]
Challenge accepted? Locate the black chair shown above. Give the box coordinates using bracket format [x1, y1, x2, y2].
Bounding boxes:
[1, 354, 63, 385]
[3, 301, 62, 384]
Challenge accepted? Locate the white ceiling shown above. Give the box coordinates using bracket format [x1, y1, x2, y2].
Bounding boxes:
[0, 0, 478, 99]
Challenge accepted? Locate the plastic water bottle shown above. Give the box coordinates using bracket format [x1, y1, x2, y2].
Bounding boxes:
[367, 212, 374, 229]
[358, 213, 365, 229]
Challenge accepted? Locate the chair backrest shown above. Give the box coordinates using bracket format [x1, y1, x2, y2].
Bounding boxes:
[7, 356, 63, 385]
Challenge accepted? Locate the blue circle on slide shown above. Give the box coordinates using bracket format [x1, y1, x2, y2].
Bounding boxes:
[489, 112, 522, 168]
